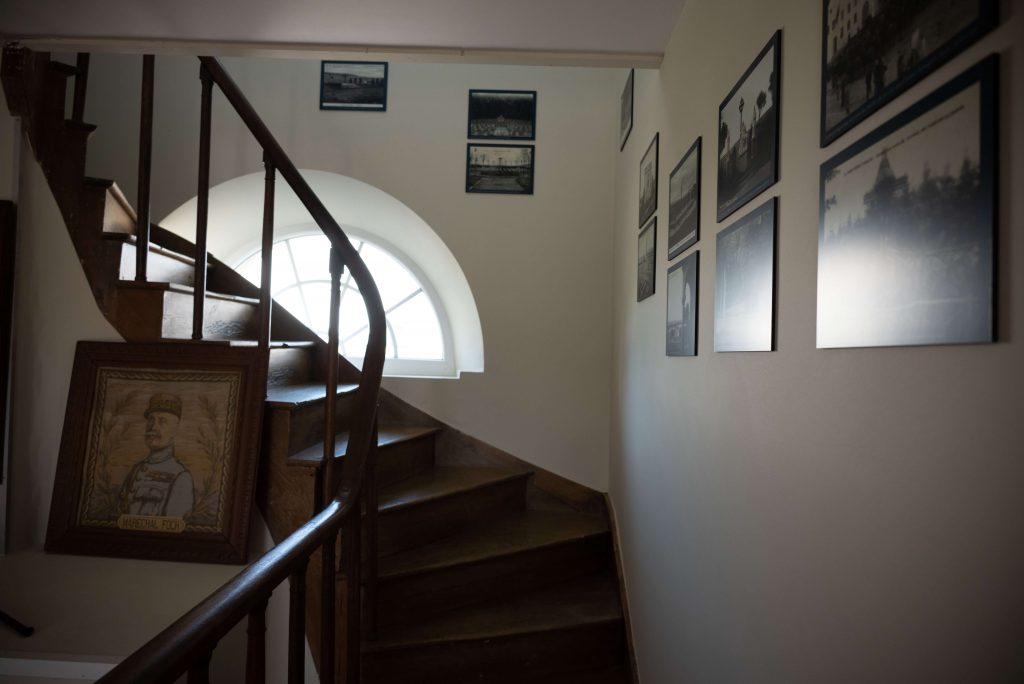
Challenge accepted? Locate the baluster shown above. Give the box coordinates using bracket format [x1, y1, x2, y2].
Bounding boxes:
[193, 64, 213, 340]
[71, 52, 89, 123]
[245, 595, 269, 684]
[320, 530, 338, 684]
[288, 559, 308, 684]
[342, 507, 362, 683]
[187, 650, 213, 684]
[364, 417, 379, 640]
[135, 54, 154, 283]
[322, 247, 343, 503]
[258, 152, 275, 358]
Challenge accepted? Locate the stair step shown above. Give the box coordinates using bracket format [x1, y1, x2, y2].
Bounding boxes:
[376, 509, 612, 628]
[47, 61, 79, 77]
[113, 280, 261, 341]
[287, 425, 438, 468]
[265, 381, 358, 408]
[84, 177, 136, 234]
[107, 233, 205, 285]
[377, 467, 532, 556]
[64, 118, 97, 133]
[363, 573, 625, 683]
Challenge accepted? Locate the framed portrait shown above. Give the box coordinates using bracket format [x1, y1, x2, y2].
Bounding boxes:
[466, 143, 535, 195]
[714, 197, 776, 352]
[638, 217, 656, 302]
[45, 342, 265, 564]
[468, 89, 536, 140]
[717, 30, 781, 222]
[818, 55, 997, 349]
[820, 0, 997, 147]
[639, 133, 659, 228]
[667, 250, 699, 357]
[668, 137, 702, 260]
[620, 69, 634, 150]
[320, 60, 388, 111]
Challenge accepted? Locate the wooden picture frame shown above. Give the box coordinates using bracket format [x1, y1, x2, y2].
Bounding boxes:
[668, 137, 701, 260]
[638, 217, 656, 302]
[320, 60, 389, 111]
[717, 30, 781, 222]
[820, 0, 997, 147]
[468, 89, 537, 140]
[45, 342, 265, 564]
[639, 133, 659, 228]
[466, 143, 535, 195]
[620, 69, 634, 150]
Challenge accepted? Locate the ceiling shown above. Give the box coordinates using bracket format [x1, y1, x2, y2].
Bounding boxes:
[0, 0, 687, 67]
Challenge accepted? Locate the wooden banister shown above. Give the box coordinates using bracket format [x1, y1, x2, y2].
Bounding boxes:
[135, 54, 154, 283]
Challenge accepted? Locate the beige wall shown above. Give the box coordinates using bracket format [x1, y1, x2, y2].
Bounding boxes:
[77, 54, 620, 491]
[611, 0, 1024, 681]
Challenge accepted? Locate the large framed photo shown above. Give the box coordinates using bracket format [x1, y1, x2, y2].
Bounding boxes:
[638, 217, 656, 302]
[468, 89, 536, 140]
[320, 60, 388, 111]
[820, 0, 997, 147]
[818, 56, 997, 349]
[45, 342, 264, 564]
[667, 251, 699, 356]
[668, 137, 702, 260]
[717, 30, 781, 222]
[715, 198, 776, 352]
[466, 143, 535, 195]
[639, 133, 659, 227]
[620, 69, 634, 150]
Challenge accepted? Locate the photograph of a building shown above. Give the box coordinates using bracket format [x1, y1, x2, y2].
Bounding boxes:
[320, 61, 388, 110]
[466, 144, 535, 194]
[468, 90, 536, 140]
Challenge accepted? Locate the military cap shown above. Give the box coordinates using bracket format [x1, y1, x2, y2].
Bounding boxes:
[144, 393, 183, 419]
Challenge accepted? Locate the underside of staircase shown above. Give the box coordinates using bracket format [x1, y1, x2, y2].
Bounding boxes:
[2, 46, 636, 683]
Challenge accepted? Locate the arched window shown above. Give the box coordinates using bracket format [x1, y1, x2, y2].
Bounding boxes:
[235, 233, 452, 377]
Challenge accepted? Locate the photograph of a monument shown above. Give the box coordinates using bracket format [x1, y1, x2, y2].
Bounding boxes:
[667, 251, 699, 356]
[715, 198, 776, 352]
[818, 57, 996, 349]
[668, 137, 701, 260]
[320, 61, 388, 111]
[468, 90, 536, 140]
[466, 144, 535, 195]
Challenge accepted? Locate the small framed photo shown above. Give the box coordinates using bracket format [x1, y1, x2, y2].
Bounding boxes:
[466, 143, 535, 195]
[45, 342, 265, 564]
[668, 137, 702, 260]
[468, 89, 536, 140]
[818, 56, 997, 349]
[620, 69, 634, 150]
[715, 198, 776, 352]
[667, 251, 699, 356]
[820, 0, 997, 146]
[639, 133, 659, 228]
[638, 217, 656, 302]
[717, 30, 781, 222]
[320, 60, 388, 111]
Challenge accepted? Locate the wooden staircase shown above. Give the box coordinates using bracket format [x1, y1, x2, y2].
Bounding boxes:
[2, 45, 636, 683]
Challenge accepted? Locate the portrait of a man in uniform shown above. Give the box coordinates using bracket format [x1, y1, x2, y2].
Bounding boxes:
[119, 393, 195, 519]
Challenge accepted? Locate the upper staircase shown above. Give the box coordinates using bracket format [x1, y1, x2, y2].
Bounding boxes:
[2, 45, 635, 683]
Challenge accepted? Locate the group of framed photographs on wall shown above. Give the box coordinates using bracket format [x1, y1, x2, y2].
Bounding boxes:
[466, 89, 537, 195]
[625, 0, 999, 359]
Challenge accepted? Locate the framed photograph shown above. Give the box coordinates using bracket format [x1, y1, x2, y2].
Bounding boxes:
[620, 69, 634, 150]
[45, 342, 265, 564]
[820, 0, 997, 147]
[468, 89, 536, 140]
[466, 144, 535, 195]
[639, 133, 659, 228]
[320, 60, 388, 111]
[667, 251, 699, 356]
[638, 217, 656, 302]
[818, 55, 997, 349]
[717, 30, 781, 222]
[715, 198, 776, 352]
[668, 137, 702, 260]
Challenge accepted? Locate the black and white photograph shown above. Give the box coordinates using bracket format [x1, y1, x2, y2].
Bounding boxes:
[468, 89, 536, 140]
[466, 144, 535, 195]
[638, 217, 656, 302]
[817, 56, 996, 349]
[667, 251, 699, 356]
[715, 198, 776, 352]
[639, 133, 659, 228]
[320, 61, 388, 111]
[717, 30, 781, 222]
[620, 69, 634, 150]
[820, 0, 997, 146]
[668, 137, 702, 260]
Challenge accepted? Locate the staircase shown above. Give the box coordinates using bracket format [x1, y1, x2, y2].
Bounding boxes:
[2, 45, 636, 683]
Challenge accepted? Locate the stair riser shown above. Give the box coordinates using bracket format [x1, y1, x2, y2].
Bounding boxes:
[376, 533, 613, 629]
[375, 435, 436, 488]
[267, 348, 313, 387]
[161, 291, 258, 340]
[284, 394, 356, 455]
[363, 620, 626, 684]
[116, 244, 196, 286]
[377, 477, 528, 557]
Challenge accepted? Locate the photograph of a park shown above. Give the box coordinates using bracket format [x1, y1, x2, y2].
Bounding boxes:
[668, 137, 701, 260]
[466, 144, 535, 194]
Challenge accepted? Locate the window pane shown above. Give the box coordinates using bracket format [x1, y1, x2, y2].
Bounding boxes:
[270, 242, 297, 294]
[387, 291, 444, 359]
[301, 281, 334, 337]
[287, 235, 333, 280]
[274, 285, 308, 327]
[338, 286, 370, 343]
[236, 253, 262, 286]
[359, 243, 420, 310]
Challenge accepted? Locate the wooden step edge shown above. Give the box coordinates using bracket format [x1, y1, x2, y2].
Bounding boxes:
[48, 61, 79, 77]
[154, 339, 316, 349]
[287, 426, 440, 469]
[378, 469, 533, 516]
[85, 177, 138, 222]
[104, 232, 200, 268]
[64, 119, 97, 133]
[116, 280, 260, 305]
[264, 382, 359, 409]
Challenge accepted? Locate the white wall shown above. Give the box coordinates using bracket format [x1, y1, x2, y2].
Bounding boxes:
[79, 55, 620, 491]
[611, 0, 1024, 681]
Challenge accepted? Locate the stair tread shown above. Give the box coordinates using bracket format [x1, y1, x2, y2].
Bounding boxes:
[105, 232, 202, 267]
[116, 280, 259, 305]
[365, 572, 622, 650]
[264, 381, 358, 408]
[288, 425, 439, 468]
[48, 61, 78, 77]
[378, 466, 531, 515]
[169, 339, 315, 348]
[64, 119, 97, 132]
[378, 508, 608, 579]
